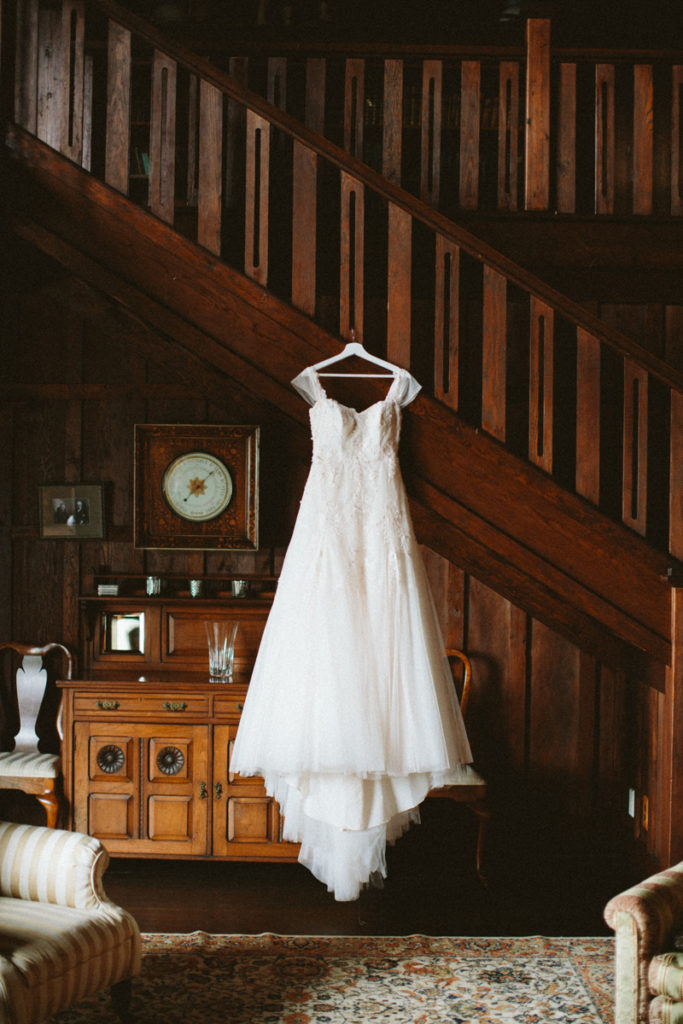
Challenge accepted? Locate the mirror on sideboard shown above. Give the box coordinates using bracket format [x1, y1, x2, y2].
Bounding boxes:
[101, 612, 145, 654]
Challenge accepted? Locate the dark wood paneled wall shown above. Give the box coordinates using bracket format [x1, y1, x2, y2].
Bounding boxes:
[1, 250, 665, 876]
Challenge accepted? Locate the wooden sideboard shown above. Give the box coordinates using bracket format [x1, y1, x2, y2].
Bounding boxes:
[58, 593, 299, 861]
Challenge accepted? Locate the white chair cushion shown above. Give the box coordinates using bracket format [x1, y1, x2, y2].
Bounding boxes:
[0, 752, 60, 778]
[0, 897, 138, 1023]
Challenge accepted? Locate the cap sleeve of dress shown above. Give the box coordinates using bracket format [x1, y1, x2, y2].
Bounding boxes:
[291, 367, 325, 406]
[392, 368, 422, 407]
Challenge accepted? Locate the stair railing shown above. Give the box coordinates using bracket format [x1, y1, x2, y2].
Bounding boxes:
[8, 0, 683, 562]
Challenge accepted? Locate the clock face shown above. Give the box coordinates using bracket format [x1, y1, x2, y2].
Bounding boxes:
[162, 451, 233, 522]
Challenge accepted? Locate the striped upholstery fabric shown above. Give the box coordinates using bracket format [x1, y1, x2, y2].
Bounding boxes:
[0, 821, 141, 1024]
[605, 863, 683, 1024]
[0, 751, 60, 778]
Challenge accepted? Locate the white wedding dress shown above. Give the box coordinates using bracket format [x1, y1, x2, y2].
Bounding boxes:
[230, 365, 475, 901]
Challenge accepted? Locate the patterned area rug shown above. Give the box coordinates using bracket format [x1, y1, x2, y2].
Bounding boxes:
[51, 933, 614, 1023]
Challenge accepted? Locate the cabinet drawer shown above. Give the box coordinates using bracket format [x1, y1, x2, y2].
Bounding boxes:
[213, 696, 246, 718]
[73, 694, 210, 716]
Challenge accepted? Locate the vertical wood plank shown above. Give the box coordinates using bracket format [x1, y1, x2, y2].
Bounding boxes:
[15, 0, 39, 131]
[59, 0, 84, 164]
[105, 21, 131, 194]
[482, 266, 507, 441]
[671, 66, 683, 216]
[633, 64, 654, 215]
[186, 73, 198, 205]
[245, 111, 270, 285]
[225, 57, 248, 210]
[386, 203, 412, 369]
[382, 59, 403, 184]
[291, 60, 325, 317]
[197, 80, 223, 256]
[148, 50, 177, 225]
[421, 60, 443, 207]
[434, 235, 460, 411]
[670, 391, 683, 560]
[497, 61, 519, 211]
[529, 297, 554, 472]
[267, 56, 287, 110]
[292, 142, 317, 317]
[459, 60, 480, 210]
[37, 5, 62, 149]
[339, 173, 364, 340]
[576, 328, 601, 504]
[666, 587, 683, 863]
[595, 63, 615, 214]
[344, 58, 364, 160]
[524, 18, 551, 211]
[557, 62, 577, 213]
[81, 54, 92, 171]
[305, 58, 325, 133]
[622, 360, 648, 536]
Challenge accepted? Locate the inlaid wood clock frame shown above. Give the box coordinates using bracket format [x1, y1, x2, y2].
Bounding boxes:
[134, 424, 259, 550]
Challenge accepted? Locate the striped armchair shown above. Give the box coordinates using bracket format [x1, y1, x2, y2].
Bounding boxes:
[0, 820, 141, 1023]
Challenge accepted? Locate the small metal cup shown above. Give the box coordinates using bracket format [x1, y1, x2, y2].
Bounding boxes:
[231, 579, 248, 598]
[189, 579, 203, 598]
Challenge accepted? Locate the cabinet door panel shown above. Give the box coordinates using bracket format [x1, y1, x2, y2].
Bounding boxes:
[148, 794, 194, 841]
[87, 792, 135, 840]
[74, 723, 138, 843]
[212, 725, 298, 860]
[140, 725, 209, 855]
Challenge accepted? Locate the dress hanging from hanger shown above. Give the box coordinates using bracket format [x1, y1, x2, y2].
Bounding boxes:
[231, 363, 475, 901]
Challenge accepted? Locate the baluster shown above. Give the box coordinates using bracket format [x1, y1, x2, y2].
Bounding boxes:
[59, 0, 84, 165]
[497, 62, 519, 211]
[670, 390, 683, 559]
[344, 58, 364, 160]
[245, 110, 270, 285]
[382, 59, 403, 185]
[340, 172, 364, 340]
[105, 21, 131, 193]
[197, 80, 223, 256]
[186, 73, 198, 206]
[557, 63, 577, 213]
[595, 63, 615, 214]
[15, 0, 39, 131]
[633, 65, 654, 215]
[225, 57, 247, 211]
[149, 50, 177, 225]
[82, 54, 92, 170]
[386, 203, 412, 369]
[622, 361, 648, 536]
[671, 66, 683, 216]
[434, 235, 460, 410]
[291, 59, 325, 316]
[37, 3, 62, 149]
[529, 297, 554, 472]
[482, 267, 507, 440]
[421, 60, 442, 207]
[524, 18, 551, 211]
[459, 61, 479, 210]
[575, 328, 601, 505]
[267, 56, 287, 110]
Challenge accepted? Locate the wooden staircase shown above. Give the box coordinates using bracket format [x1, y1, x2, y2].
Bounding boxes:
[4, 0, 683, 867]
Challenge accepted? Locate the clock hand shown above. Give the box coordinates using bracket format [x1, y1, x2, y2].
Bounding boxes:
[184, 469, 216, 501]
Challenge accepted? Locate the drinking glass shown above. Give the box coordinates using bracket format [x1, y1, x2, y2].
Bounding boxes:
[205, 621, 239, 683]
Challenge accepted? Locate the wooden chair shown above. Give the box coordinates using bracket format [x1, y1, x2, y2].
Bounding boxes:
[0, 642, 73, 828]
[427, 648, 491, 885]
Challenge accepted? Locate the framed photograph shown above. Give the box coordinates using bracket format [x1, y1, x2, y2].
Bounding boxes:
[39, 484, 104, 539]
[134, 424, 259, 550]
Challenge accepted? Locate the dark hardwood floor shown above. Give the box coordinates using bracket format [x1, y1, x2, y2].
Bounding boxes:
[102, 802, 627, 937]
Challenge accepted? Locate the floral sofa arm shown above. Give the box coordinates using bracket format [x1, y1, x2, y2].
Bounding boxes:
[604, 863, 683, 1024]
[0, 820, 116, 912]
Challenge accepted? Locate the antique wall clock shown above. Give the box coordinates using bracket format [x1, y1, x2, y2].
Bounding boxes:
[134, 424, 259, 549]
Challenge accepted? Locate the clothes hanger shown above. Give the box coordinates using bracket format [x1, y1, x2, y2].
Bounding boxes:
[311, 330, 399, 379]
